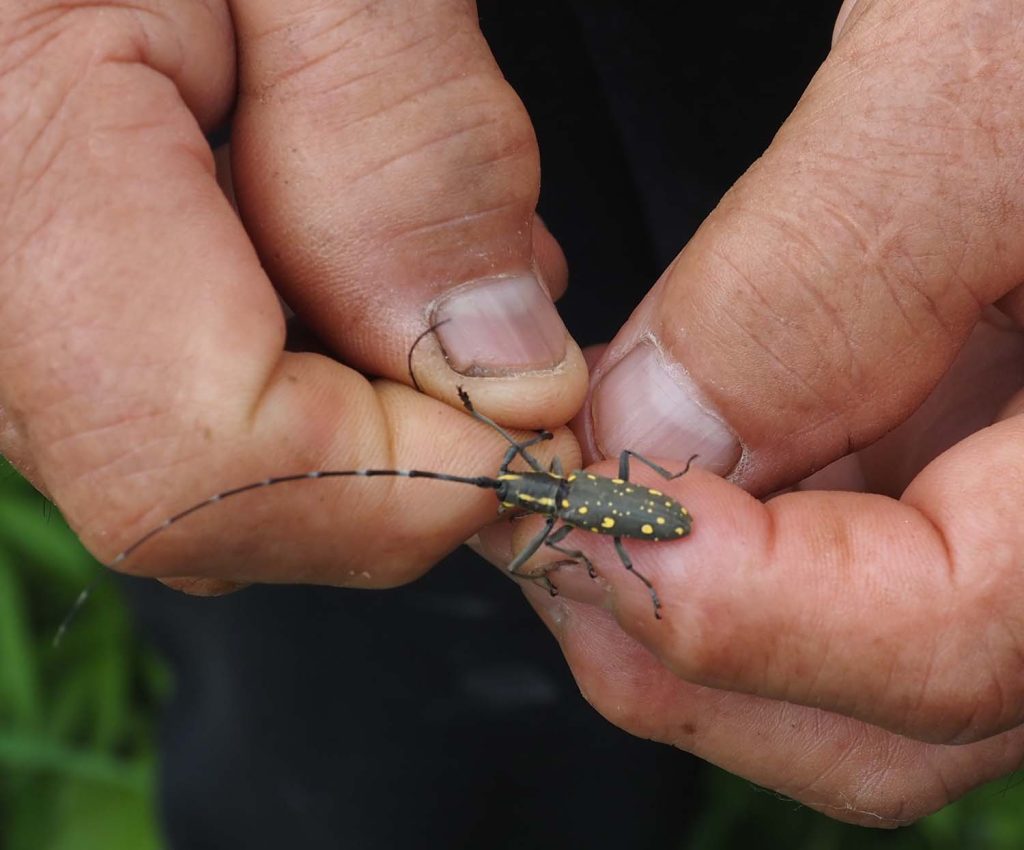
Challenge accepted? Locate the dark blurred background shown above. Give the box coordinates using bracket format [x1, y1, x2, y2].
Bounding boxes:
[3, 2, 1024, 848]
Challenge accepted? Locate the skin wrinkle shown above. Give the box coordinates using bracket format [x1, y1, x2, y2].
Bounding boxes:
[239, 0, 376, 48]
[314, 65, 500, 131]
[880, 237, 965, 341]
[700, 243, 841, 419]
[847, 756, 921, 824]
[3, 27, 217, 238]
[741, 205, 864, 388]
[442, 130, 537, 174]
[970, 616, 1024, 739]
[18, 2, 208, 89]
[903, 487, 960, 589]
[809, 189, 873, 255]
[241, 0, 473, 61]
[793, 616, 840, 712]
[792, 730, 867, 799]
[3, 62, 80, 200]
[0, 202, 57, 282]
[907, 634, 940, 739]
[913, 209, 993, 313]
[344, 110, 533, 191]
[821, 773, 915, 827]
[12, 110, 76, 206]
[252, 24, 440, 95]
[961, 667, 1006, 746]
[862, 612, 902, 724]
[832, 197, 978, 338]
[0, 19, 65, 78]
[291, 30, 439, 97]
[63, 439, 209, 551]
[928, 760, 959, 818]
[240, 3, 474, 105]
[382, 198, 527, 245]
[40, 406, 172, 461]
[807, 715, 931, 824]
[722, 306, 836, 427]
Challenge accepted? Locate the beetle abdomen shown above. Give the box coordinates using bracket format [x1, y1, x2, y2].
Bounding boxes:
[555, 471, 691, 540]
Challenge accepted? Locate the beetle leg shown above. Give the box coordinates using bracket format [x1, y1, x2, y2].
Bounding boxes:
[619, 450, 698, 482]
[545, 524, 597, 579]
[613, 536, 662, 619]
[497, 430, 554, 476]
[459, 387, 551, 473]
[505, 515, 556, 576]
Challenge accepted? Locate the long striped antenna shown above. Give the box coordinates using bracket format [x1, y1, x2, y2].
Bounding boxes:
[110, 469, 500, 567]
[52, 573, 105, 648]
[52, 468, 501, 648]
[54, 318, 464, 647]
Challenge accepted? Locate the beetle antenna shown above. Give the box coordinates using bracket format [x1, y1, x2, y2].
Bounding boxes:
[408, 319, 451, 393]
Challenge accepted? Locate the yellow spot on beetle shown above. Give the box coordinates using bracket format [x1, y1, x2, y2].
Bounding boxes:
[649, 489, 663, 496]
[675, 527, 685, 535]
[641, 523, 654, 535]
[567, 474, 577, 482]
[519, 493, 535, 502]
[612, 478, 624, 484]
[561, 499, 570, 509]
[656, 517, 666, 525]
[665, 501, 672, 507]
[538, 497, 555, 507]
[586, 474, 597, 480]
[601, 517, 615, 529]
[498, 474, 521, 481]
[577, 506, 589, 515]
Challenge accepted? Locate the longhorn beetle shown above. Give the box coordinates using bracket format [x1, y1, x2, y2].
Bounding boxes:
[55, 326, 695, 644]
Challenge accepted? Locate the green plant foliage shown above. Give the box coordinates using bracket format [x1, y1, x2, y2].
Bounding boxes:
[0, 461, 166, 850]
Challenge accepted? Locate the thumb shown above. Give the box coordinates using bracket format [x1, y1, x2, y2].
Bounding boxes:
[586, 0, 1024, 492]
[229, 0, 585, 430]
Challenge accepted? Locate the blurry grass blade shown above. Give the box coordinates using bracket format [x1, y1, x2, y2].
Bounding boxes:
[0, 551, 41, 729]
[0, 732, 152, 789]
[91, 640, 129, 751]
[0, 498, 96, 585]
[48, 778, 164, 850]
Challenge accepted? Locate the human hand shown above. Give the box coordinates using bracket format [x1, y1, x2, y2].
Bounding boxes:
[0, 0, 585, 591]
[479, 0, 1024, 825]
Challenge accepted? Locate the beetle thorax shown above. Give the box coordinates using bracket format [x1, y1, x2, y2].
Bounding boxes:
[496, 472, 565, 515]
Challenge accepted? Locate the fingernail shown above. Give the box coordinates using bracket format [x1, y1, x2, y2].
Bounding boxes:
[593, 342, 741, 475]
[432, 275, 567, 375]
